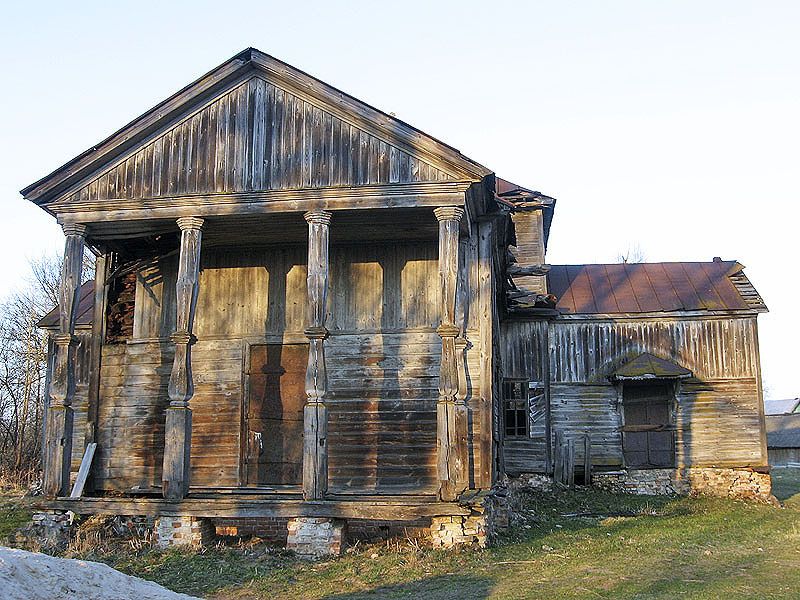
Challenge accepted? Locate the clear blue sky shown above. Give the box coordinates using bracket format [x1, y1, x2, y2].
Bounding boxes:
[1, 1, 797, 398]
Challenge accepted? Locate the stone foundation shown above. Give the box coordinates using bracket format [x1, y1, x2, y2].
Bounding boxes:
[430, 491, 511, 548]
[155, 516, 215, 548]
[593, 467, 774, 502]
[17, 510, 75, 549]
[286, 517, 346, 557]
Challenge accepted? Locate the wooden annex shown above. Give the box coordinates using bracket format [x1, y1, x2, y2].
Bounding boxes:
[25, 49, 772, 552]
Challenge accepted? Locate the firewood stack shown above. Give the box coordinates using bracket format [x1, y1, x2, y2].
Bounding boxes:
[105, 272, 136, 343]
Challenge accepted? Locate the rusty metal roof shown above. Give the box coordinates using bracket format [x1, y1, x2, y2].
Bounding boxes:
[37, 280, 94, 329]
[547, 260, 767, 315]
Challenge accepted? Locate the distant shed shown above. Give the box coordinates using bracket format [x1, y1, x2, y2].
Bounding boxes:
[766, 414, 800, 467]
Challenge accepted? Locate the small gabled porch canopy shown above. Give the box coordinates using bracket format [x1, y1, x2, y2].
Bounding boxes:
[610, 353, 693, 382]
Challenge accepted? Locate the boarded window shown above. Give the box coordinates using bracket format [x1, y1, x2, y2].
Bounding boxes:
[622, 383, 675, 469]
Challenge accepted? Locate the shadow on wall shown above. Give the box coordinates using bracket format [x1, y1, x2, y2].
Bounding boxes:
[321, 575, 494, 600]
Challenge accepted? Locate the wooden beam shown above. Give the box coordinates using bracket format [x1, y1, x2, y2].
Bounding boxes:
[162, 217, 204, 500]
[434, 207, 469, 501]
[43, 496, 472, 520]
[303, 210, 332, 500]
[43, 223, 86, 498]
[85, 254, 109, 447]
[70, 443, 97, 498]
[53, 181, 474, 224]
[477, 219, 496, 487]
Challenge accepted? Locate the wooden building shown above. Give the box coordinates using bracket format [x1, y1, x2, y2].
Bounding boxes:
[766, 415, 800, 468]
[26, 49, 773, 553]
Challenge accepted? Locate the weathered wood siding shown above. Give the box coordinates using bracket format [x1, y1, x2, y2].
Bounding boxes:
[97, 239, 486, 493]
[550, 318, 759, 383]
[509, 211, 546, 294]
[500, 320, 549, 473]
[501, 316, 766, 473]
[61, 76, 454, 206]
[676, 378, 763, 467]
[96, 341, 171, 490]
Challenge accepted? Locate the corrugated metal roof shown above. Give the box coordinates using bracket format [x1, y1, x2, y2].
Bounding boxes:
[547, 261, 767, 315]
[37, 280, 95, 329]
[766, 414, 800, 448]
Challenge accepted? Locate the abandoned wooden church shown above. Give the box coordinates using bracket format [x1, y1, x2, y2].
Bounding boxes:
[23, 49, 772, 554]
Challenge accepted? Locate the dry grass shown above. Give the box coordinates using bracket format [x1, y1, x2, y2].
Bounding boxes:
[2, 471, 799, 599]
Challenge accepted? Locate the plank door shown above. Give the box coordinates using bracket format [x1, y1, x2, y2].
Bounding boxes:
[245, 344, 307, 486]
[622, 384, 675, 468]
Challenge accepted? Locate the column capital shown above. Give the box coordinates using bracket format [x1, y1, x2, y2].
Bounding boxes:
[437, 324, 461, 338]
[176, 216, 205, 231]
[52, 333, 77, 348]
[304, 210, 332, 226]
[61, 223, 88, 237]
[434, 206, 464, 223]
[170, 330, 196, 345]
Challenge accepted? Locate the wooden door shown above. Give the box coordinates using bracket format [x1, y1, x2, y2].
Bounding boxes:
[245, 344, 307, 486]
[622, 384, 675, 468]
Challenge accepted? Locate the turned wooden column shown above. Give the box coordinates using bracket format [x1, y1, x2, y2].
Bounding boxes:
[43, 223, 87, 497]
[162, 217, 203, 500]
[434, 207, 469, 501]
[303, 209, 331, 500]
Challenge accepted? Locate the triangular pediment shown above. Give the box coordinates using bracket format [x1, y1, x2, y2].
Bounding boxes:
[25, 49, 491, 206]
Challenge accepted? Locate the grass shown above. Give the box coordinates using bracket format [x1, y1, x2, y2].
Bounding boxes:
[3, 470, 799, 599]
[0, 483, 33, 540]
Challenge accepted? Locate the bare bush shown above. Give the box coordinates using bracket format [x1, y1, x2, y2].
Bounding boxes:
[0, 251, 94, 483]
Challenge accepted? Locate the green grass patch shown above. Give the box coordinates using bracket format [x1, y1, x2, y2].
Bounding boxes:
[770, 467, 800, 504]
[0, 488, 32, 540]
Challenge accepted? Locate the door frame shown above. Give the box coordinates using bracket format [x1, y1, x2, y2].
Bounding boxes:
[240, 337, 308, 490]
[619, 380, 679, 469]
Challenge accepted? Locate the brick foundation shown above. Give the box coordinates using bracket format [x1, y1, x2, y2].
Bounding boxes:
[155, 515, 215, 548]
[347, 518, 431, 543]
[592, 467, 774, 502]
[213, 517, 290, 543]
[286, 517, 346, 557]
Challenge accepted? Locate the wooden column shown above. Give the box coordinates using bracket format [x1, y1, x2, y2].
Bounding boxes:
[434, 207, 469, 501]
[303, 209, 332, 500]
[162, 217, 203, 500]
[43, 223, 87, 497]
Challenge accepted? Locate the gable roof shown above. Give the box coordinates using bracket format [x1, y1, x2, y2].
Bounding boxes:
[611, 353, 692, 381]
[547, 260, 767, 316]
[21, 48, 492, 207]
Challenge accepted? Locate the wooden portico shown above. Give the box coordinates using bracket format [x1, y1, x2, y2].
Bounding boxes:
[24, 49, 508, 536]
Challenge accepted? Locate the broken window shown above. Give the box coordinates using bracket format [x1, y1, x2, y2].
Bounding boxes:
[503, 380, 544, 438]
